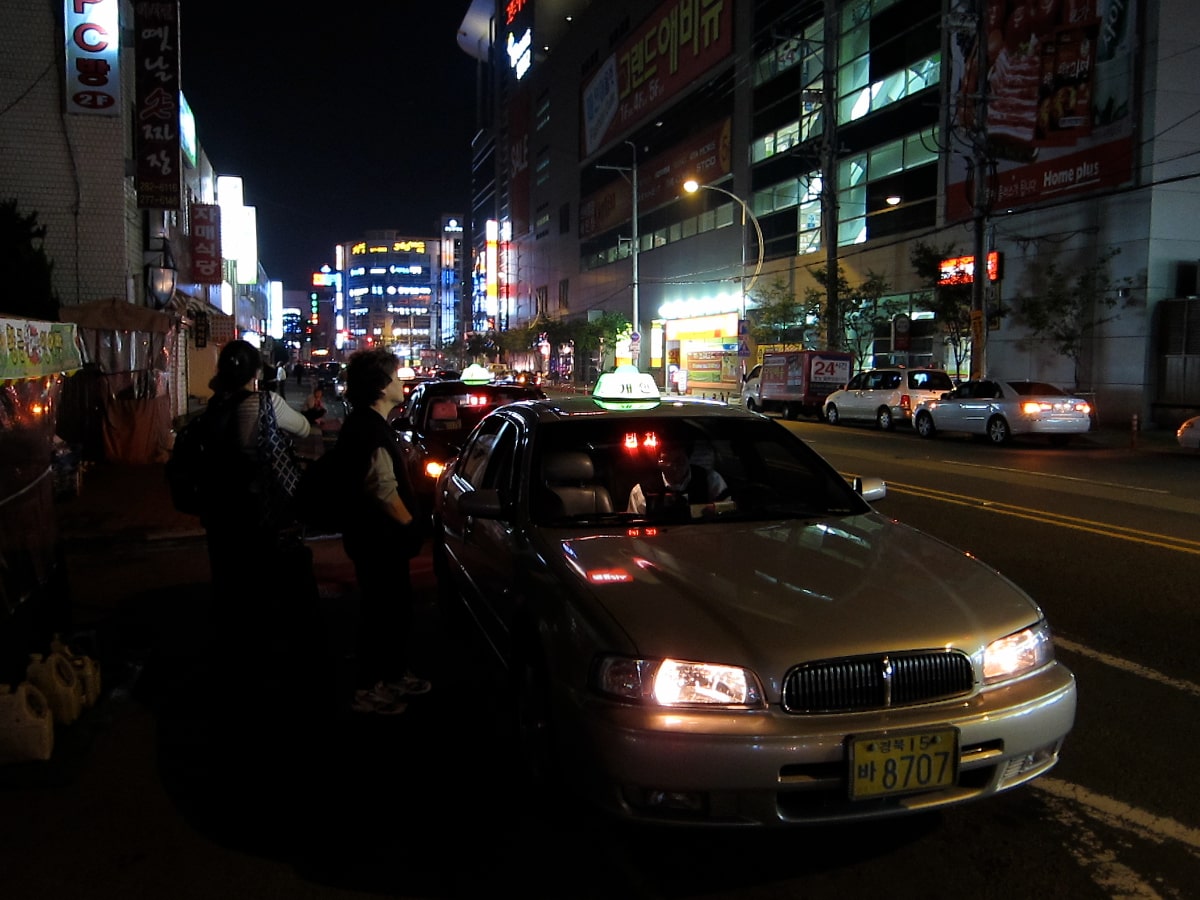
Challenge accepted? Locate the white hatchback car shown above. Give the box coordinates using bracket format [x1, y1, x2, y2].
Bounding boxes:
[824, 367, 956, 431]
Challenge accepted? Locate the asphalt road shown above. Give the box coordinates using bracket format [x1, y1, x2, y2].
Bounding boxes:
[0, 406, 1194, 899]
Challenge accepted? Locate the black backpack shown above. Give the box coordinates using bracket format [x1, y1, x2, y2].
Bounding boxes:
[164, 393, 248, 516]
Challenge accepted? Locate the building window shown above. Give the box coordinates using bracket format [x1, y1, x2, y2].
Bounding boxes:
[556, 279, 567, 310]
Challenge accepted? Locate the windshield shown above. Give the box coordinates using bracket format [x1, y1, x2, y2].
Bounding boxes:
[530, 416, 869, 526]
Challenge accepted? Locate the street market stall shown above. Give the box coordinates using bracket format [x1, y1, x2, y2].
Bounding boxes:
[0, 317, 82, 682]
[58, 297, 176, 464]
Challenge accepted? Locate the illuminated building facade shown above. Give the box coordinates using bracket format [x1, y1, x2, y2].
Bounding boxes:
[341, 232, 436, 364]
[458, 0, 1200, 425]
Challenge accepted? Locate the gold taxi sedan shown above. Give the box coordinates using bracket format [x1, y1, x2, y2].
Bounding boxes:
[432, 367, 1077, 826]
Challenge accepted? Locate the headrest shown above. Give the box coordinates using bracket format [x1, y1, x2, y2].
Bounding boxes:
[543, 451, 595, 483]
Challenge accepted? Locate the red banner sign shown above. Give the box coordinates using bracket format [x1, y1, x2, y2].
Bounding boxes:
[189, 203, 222, 284]
[134, 1, 182, 210]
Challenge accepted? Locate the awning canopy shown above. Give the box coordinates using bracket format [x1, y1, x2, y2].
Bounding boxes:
[58, 297, 175, 334]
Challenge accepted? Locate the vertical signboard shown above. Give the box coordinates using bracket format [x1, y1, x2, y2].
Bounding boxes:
[189, 203, 223, 284]
[64, 0, 121, 115]
[946, 0, 1136, 219]
[134, 1, 182, 210]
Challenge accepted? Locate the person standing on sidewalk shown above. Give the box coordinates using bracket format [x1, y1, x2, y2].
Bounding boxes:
[200, 340, 316, 695]
[336, 348, 431, 715]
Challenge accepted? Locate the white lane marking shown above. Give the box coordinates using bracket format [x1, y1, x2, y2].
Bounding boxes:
[1035, 777, 1200, 858]
[1055, 637, 1200, 699]
[1036, 787, 1169, 899]
[941, 459, 1170, 495]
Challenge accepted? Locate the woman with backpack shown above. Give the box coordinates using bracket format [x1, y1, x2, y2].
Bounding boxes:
[199, 339, 315, 698]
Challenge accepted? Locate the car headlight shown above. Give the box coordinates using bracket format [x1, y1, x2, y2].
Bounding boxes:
[593, 656, 765, 708]
[982, 622, 1054, 684]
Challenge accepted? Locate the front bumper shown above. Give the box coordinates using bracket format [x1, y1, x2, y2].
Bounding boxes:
[574, 661, 1077, 826]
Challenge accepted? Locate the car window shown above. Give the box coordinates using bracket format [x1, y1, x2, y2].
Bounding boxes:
[419, 386, 542, 435]
[529, 416, 868, 525]
[909, 370, 954, 391]
[883, 372, 902, 389]
[846, 373, 865, 390]
[457, 417, 505, 486]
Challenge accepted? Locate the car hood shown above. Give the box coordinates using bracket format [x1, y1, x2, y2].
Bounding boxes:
[545, 514, 1041, 680]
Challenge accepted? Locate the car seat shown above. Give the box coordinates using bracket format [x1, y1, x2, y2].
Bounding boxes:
[541, 451, 613, 518]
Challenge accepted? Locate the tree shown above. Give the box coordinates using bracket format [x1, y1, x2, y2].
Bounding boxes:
[463, 329, 499, 361]
[1016, 247, 1126, 390]
[804, 265, 897, 368]
[910, 241, 974, 376]
[497, 321, 535, 357]
[747, 277, 820, 348]
[575, 310, 630, 377]
[0, 199, 59, 321]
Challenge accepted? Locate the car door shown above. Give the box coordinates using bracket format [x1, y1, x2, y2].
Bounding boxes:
[942, 381, 995, 432]
[848, 370, 887, 419]
[440, 414, 525, 657]
[836, 372, 868, 417]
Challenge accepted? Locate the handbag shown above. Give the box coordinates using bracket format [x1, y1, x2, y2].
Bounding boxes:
[256, 392, 302, 528]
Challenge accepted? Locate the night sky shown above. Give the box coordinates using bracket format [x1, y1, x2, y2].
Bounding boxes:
[178, 3, 478, 292]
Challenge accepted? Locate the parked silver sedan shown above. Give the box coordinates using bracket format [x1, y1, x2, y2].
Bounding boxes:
[432, 367, 1077, 826]
[913, 379, 1093, 446]
[1178, 415, 1200, 450]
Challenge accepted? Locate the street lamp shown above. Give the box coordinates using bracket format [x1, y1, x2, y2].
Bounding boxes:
[682, 179, 764, 318]
[146, 234, 177, 309]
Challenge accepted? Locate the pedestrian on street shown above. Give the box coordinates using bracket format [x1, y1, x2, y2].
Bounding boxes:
[200, 340, 316, 695]
[276, 361, 288, 399]
[336, 348, 431, 715]
[302, 385, 327, 425]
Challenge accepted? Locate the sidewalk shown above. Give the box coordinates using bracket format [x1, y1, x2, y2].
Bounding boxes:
[0, 417, 457, 899]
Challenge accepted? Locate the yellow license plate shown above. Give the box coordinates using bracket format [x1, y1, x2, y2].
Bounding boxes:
[848, 728, 959, 800]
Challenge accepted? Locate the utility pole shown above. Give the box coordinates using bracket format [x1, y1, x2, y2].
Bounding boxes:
[597, 140, 640, 366]
[822, 0, 841, 351]
[969, 0, 989, 380]
[630, 140, 639, 366]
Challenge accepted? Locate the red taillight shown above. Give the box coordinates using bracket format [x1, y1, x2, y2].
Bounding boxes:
[900, 394, 912, 411]
[586, 569, 631, 584]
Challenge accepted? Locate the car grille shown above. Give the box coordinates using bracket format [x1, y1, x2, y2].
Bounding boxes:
[782, 651, 974, 713]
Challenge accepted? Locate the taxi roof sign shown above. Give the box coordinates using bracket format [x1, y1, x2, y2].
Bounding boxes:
[593, 365, 661, 409]
[461, 363, 492, 385]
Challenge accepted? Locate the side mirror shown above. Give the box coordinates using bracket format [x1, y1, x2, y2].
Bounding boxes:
[458, 487, 503, 519]
[850, 476, 887, 503]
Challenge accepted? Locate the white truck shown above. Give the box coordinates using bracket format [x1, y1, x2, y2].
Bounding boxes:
[740, 350, 854, 419]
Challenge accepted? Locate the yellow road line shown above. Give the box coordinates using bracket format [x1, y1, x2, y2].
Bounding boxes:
[875, 479, 1200, 556]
